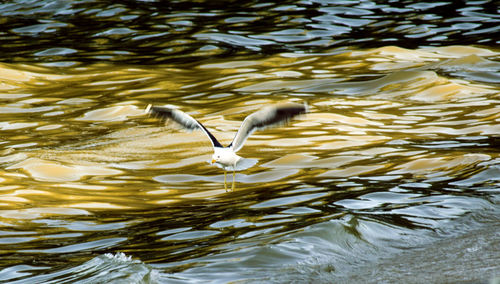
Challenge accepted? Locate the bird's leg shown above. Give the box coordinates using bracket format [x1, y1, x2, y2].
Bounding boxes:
[231, 171, 236, 191]
[224, 171, 227, 191]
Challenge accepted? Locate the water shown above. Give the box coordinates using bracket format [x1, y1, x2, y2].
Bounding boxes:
[1, 0, 499, 64]
[0, 1, 500, 283]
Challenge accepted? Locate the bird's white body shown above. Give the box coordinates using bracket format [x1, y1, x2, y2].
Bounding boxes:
[147, 102, 307, 190]
[212, 147, 241, 170]
[212, 147, 258, 171]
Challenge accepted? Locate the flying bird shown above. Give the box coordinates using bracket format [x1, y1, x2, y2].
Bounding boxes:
[146, 102, 308, 190]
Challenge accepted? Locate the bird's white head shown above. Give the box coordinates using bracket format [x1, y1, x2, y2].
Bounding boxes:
[211, 148, 222, 164]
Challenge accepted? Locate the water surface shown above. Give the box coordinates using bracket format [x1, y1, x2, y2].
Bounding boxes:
[0, 1, 500, 283]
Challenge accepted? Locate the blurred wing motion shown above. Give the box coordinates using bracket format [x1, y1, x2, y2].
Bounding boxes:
[229, 102, 308, 152]
[146, 104, 223, 148]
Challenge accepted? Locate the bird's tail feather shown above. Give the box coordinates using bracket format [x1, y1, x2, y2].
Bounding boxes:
[235, 158, 258, 171]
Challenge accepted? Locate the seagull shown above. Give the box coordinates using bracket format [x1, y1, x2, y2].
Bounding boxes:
[146, 102, 308, 190]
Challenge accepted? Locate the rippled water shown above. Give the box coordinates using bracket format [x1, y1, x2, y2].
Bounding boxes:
[1, 1, 500, 283]
[1, 0, 499, 64]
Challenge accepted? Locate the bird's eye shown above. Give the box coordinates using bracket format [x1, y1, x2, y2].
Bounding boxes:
[217, 156, 220, 159]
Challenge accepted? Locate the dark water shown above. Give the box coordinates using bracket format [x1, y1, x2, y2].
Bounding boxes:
[1, 0, 499, 64]
[0, 1, 500, 283]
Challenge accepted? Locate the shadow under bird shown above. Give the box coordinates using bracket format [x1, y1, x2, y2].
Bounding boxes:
[146, 102, 308, 190]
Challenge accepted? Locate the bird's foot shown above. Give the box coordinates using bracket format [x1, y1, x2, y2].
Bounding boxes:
[231, 171, 236, 191]
[224, 171, 228, 192]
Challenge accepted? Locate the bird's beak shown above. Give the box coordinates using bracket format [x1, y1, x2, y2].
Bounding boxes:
[211, 159, 216, 164]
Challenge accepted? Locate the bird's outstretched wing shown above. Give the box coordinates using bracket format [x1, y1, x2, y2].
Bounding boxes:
[229, 102, 308, 152]
[146, 105, 223, 148]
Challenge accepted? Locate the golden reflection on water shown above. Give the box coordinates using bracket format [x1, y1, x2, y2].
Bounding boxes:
[0, 45, 499, 215]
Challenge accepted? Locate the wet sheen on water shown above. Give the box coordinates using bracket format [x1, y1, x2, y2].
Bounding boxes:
[1, 1, 500, 283]
[1, 46, 500, 283]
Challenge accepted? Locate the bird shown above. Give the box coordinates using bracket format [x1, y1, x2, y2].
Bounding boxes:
[146, 102, 308, 191]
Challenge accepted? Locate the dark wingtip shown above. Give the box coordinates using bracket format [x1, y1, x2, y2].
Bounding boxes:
[273, 102, 308, 123]
[146, 105, 174, 122]
[146, 104, 224, 148]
